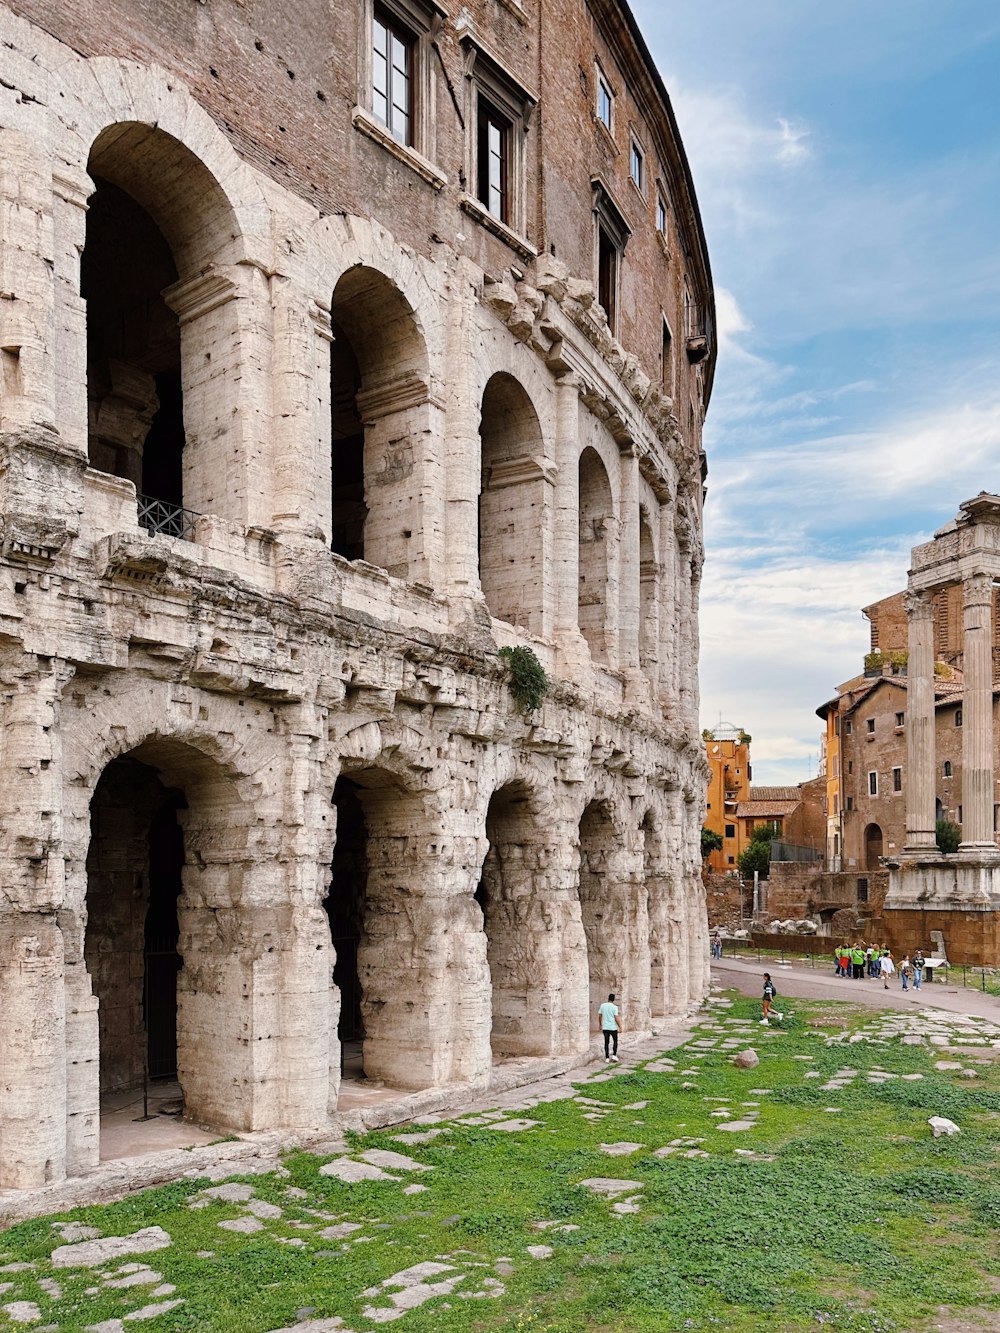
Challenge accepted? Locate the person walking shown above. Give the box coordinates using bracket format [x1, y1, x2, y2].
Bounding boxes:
[912, 949, 925, 990]
[711, 931, 722, 960]
[880, 951, 895, 990]
[900, 955, 912, 992]
[598, 992, 621, 1061]
[761, 973, 781, 1024]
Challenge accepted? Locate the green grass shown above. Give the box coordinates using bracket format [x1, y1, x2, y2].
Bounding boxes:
[2, 994, 1000, 1331]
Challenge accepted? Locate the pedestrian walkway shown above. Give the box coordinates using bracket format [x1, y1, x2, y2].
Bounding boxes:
[713, 955, 1000, 1022]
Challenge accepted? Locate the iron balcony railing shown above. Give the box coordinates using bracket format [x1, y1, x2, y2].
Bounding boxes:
[137, 493, 200, 541]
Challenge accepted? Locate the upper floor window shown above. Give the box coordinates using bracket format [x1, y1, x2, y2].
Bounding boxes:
[955, 707, 963, 727]
[892, 766, 903, 792]
[477, 99, 510, 221]
[656, 190, 668, 236]
[866, 717, 876, 733]
[943, 760, 953, 777]
[592, 180, 630, 335]
[597, 72, 613, 130]
[460, 30, 537, 245]
[661, 317, 673, 391]
[373, 7, 414, 145]
[844, 719, 853, 735]
[868, 770, 878, 796]
[630, 139, 644, 191]
[895, 711, 904, 727]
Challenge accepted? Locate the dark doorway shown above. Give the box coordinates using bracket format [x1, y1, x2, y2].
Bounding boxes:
[86, 757, 185, 1095]
[329, 777, 367, 1073]
[329, 318, 367, 560]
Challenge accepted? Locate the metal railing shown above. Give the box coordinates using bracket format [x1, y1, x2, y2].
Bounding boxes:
[138, 493, 200, 541]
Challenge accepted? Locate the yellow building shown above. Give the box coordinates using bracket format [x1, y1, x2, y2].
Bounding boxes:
[704, 725, 752, 872]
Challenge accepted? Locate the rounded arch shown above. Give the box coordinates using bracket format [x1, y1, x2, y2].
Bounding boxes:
[578, 445, 615, 663]
[479, 371, 547, 631]
[864, 822, 884, 870]
[73, 58, 269, 269]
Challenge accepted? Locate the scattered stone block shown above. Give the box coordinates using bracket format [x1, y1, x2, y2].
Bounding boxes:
[598, 1142, 642, 1155]
[733, 1050, 759, 1069]
[929, 1117, 960, 1137]
[320, 1159, 398, 1183]
[218, 1217, 264, 1234]
[359, 1150, 431, 1172]
[52, 1228, 172, 1269]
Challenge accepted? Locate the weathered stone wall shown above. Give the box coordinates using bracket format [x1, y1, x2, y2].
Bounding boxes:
[0, 0, 713, 1189]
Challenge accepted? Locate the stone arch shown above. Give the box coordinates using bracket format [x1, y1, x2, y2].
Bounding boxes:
[639, 505, 659, 690]
[578, 445, 615, 664]
[478, 372, 549, 632]
[76, 100, 271, 527]
[864, 822, 884, 870]
[60, 684, 334, 1174]
[474, 775, 588, 1059]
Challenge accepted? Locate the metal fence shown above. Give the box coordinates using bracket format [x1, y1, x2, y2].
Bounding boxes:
[138, 493, 200, 541]
[713, 935, 999, 991]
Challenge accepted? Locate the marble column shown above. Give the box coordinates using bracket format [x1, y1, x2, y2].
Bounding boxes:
[960, 572, 996, 850]
[904, 588, 937, 852]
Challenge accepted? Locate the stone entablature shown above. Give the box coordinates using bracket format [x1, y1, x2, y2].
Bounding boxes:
[0, 3, 712, 1190]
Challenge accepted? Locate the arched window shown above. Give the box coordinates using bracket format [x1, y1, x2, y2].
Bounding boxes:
[578, 447, 614, 662]
[478, 373, 547, 631]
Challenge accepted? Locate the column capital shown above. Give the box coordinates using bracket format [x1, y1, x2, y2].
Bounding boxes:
[904, 587, 935, 621]
[963, 570, 995, 607]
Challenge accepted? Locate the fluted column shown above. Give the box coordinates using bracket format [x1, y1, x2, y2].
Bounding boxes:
[960, 572, 996, 850]
[904, 588, 937, 852]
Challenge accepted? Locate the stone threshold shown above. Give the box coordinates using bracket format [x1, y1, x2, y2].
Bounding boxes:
[0, 1032, 672, 1228]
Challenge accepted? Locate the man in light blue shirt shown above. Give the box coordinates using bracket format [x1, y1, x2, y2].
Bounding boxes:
[597, 992, 621, 1062]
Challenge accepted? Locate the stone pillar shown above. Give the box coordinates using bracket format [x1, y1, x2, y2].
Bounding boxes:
[658, 499, 678, 715]
[442, 278, 481, 605]
[961, 572, 997, 850]
[269, 282, 334, 541]
[552, 377, 588, 672]
[618, 445, 640, 673]
[165, 263, 275, 530]
[904, 589, 938, 852]
[0, 915, 67, 1188]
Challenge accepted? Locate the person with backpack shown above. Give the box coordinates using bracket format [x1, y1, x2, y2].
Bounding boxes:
[761, 973, 782, 1025]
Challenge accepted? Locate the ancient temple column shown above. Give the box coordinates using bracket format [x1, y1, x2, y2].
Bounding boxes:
[960, 572, 996, 850]
[904, 588, 938, 852]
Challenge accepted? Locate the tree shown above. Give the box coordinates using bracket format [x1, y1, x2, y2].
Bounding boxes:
[737, 821, 780, 881]
[701, 825, 723, 859]
[935, 819, 961, 854]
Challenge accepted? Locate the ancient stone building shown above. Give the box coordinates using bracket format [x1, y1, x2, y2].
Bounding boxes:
[0, 0, 714, 1189]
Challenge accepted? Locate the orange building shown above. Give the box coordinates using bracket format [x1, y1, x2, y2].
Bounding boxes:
[704, 725, 752, 872]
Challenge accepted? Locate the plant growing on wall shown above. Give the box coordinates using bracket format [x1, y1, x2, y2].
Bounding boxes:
[498, 645, 549, 716]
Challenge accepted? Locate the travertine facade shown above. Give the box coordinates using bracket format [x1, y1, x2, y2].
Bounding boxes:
[0, 0, 714, 1189]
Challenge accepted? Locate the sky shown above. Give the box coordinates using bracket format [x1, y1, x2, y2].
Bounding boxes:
[632, 0, 1000, 784]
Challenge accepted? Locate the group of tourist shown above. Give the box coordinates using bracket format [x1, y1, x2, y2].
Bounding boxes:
[835, 943, 926, 991]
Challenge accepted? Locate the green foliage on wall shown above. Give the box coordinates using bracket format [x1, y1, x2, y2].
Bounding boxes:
[498, 645, 549, 716]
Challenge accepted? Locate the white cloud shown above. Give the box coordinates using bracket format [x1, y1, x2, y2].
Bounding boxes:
[776, 117, 811, 165]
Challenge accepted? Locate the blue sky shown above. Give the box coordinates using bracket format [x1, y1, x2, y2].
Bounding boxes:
[632, 0, 1000, 783]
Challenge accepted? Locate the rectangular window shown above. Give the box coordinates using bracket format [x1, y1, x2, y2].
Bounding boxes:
[727, 855, 734, 865]
[866, 718, 876, 734]
[857, 877, 869, 903]
[598, 224, 618, 330]
[725, 824, 735, 838]
[656, 192, 667, 235]
[868, 770, 878, 796]
[847, 760, 853, 775]
[630, 140, 644, 190]
[834, 716, 841, 736]
[955, 708, 963, 727]
[597, 74, 613, 129]
[373, 8, 413, 145]
[895, 711, 904, 727]
[477, 99, 510, 222]
[661, 318, 673, 390]
[844, 719, 853, 735]
[892, 766, 902, 792]
[943, 760, 952, 777]
[846, 795, 854, 811]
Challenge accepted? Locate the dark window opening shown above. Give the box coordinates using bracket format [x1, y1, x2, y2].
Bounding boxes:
[868, 771, 878, 796]
[328, 778, 367, 1058]
[955, 708, 963, 727]
[866, 717, 876, 733]
[329, 318, 367, 561]
[598, 225, 618, 331]
[846, 796, 854, 811]
[857, 877, 869, 903]
[477, 98, 511, 222]
[943, 760, 953, 777]
[724, 823, 735, 838]
[661, 319, 672, 388]
[373, 7, 413, 145]
[892, 767, 902, 792]
[83, 178, 185, 508]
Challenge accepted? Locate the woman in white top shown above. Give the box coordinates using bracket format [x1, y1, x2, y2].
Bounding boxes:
[880, 953, 895, 990]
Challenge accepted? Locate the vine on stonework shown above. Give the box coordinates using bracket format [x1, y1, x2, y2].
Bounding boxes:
[498, 645, 549, 716]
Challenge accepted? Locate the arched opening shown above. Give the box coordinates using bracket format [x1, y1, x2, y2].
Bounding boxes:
[639, 508, 658, 688]
[83, 178, 184, 508]
[82, 123, 245, 528]
[578, 447, 614, 663]
[478, 374, 547, 632]
[86, 758, 185, 1103]
[328, 776, 367, 1079]
[476, 781, 549, 1057]
[328, 267, 430, 574]
[328, 763, 437, 1095]
[864, 822, 884, 870]
[578, 800, 619, 1016]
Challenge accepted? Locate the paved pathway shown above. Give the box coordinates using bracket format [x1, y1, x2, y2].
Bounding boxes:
[713, 955, 1000, 1021]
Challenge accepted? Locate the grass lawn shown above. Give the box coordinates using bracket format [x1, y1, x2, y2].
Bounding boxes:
[3, 993, 1000, 1332]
